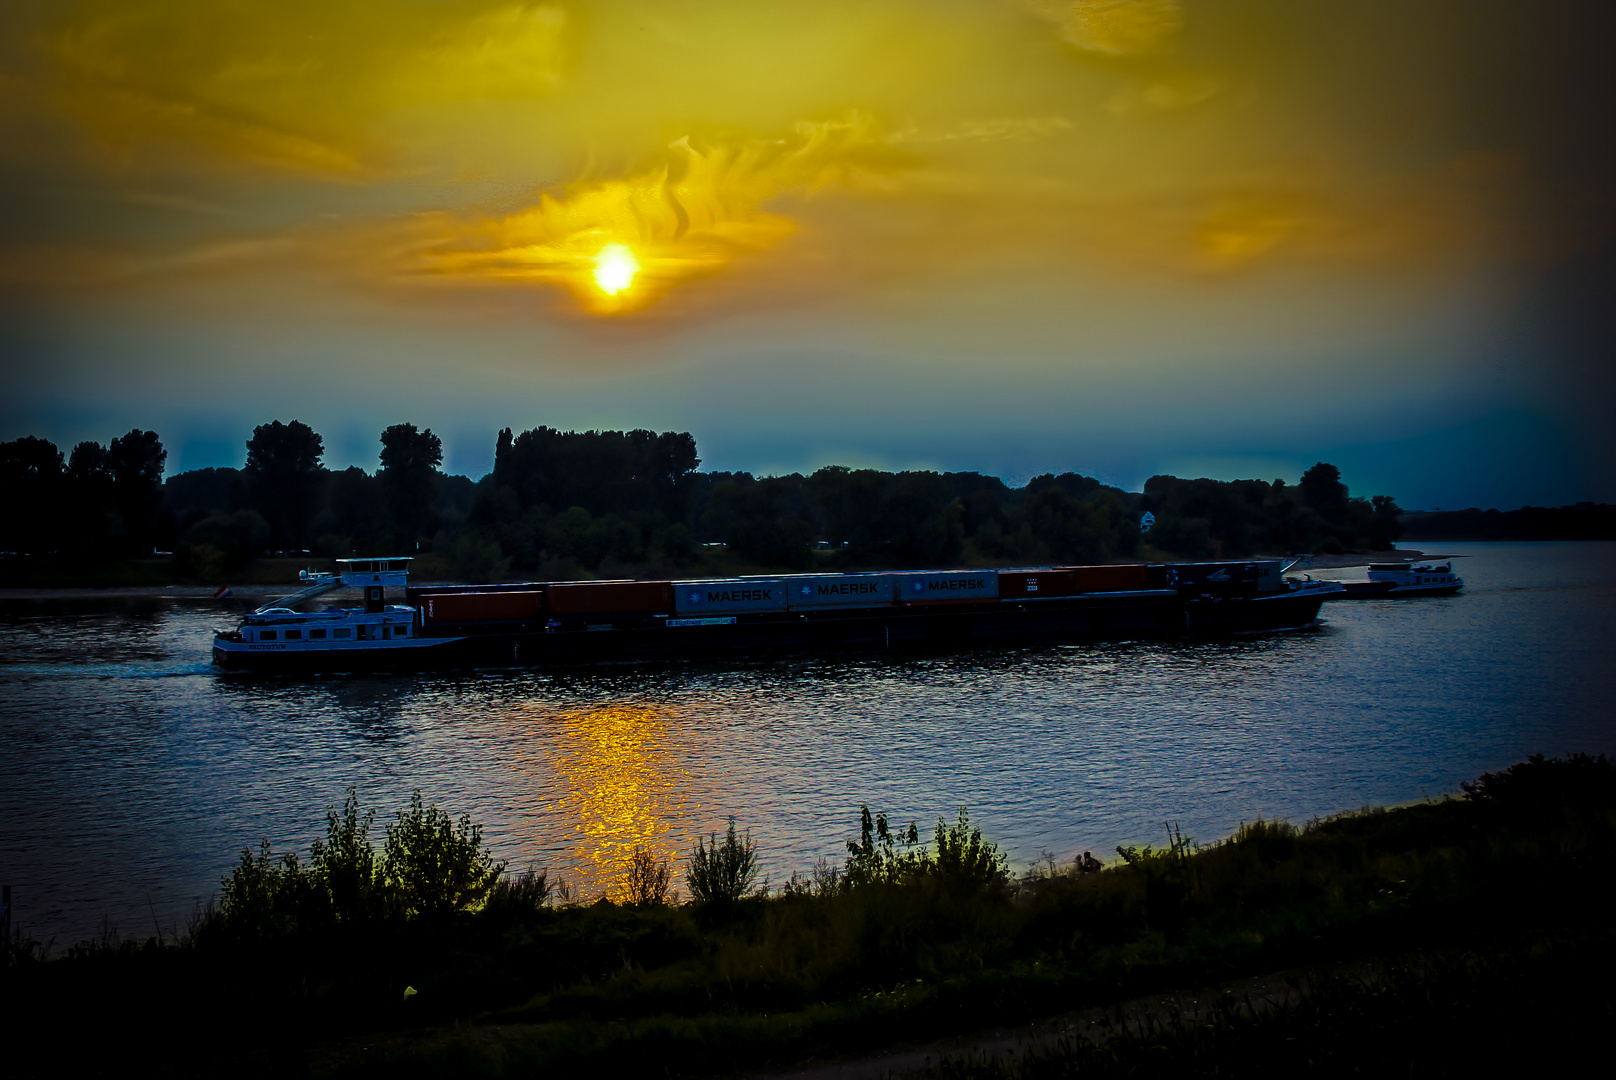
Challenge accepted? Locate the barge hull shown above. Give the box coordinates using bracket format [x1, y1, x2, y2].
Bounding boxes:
[211, 590, 1326, 673]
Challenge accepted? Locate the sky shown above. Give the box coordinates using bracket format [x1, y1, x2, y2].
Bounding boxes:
[2, 0, 1612, 510]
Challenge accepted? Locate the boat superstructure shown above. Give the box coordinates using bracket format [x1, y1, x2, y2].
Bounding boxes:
[1337, 558, 1465, 598]
[212, 558, 450, 662]
[212, 557, 1338, 673]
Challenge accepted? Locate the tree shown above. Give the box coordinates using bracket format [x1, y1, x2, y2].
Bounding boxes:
[64, 440, 115, 555]
[379, 423, 443, 550]
[106, 429, 166, 556]
[0, 436, 65, 554]
[244, 420, 325, 551]
[1300, 462, 1348, 522]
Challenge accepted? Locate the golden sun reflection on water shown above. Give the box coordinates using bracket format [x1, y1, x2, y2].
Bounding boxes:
[543, 703, 696, 900]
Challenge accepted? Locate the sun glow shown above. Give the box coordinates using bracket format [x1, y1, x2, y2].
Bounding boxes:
[592, 243, 639, 295]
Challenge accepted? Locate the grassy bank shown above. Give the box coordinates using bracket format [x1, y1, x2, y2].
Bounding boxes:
[3, 754, 1613, 1078]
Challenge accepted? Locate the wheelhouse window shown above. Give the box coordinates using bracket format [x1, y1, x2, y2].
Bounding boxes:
[332, 627, 351, 639]
[395, 626, 409, 637]
[285, 629, 302, 640]
[259, 630, 277, 640]
[309, 629, 326, 640]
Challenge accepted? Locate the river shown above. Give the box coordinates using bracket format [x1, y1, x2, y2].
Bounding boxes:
[2, 541, 1611, 948]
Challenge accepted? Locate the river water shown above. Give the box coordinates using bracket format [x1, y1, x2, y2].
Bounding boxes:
[2, 542, 1612, 947]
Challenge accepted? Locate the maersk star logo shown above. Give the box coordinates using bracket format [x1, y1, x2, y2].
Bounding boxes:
[686, 590, 703, 604]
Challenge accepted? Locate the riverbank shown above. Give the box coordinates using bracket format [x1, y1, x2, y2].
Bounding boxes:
[3, 753, 1610, 1078]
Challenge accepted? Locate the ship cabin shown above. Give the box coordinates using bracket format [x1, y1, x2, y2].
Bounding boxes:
[215, 557, 421, 649]
[1365, 560, 1463, 589]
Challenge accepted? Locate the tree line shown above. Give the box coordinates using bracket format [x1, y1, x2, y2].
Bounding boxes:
[1, 422, 1407, 580]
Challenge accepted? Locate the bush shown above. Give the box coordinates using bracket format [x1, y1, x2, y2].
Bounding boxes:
[484, 866, 553, 919]
[930, 808, 1010, 890]
[382, 792, 505, 920]
[623, 847, 675, 906]
[844, 806, 924, 887]
[310, 788, 381, 923]
[687, 818, 760, 904]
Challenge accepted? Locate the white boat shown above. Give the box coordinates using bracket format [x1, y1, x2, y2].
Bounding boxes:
[211, 558, 461, 667]
[1339, 558, 1465, 598]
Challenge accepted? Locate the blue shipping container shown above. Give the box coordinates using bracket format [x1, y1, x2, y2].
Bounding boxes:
[672, 579, 789, 615]
[784, 574, 897, 609]
[895, 570, 999, 603]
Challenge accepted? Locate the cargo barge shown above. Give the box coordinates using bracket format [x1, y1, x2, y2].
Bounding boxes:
[211, 557, 1338, 673]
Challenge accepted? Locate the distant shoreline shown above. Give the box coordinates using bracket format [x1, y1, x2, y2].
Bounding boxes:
[0, 551, 1431, 601]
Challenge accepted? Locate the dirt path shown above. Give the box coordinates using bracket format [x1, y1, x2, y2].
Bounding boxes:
[734, 964, 1371, 1080]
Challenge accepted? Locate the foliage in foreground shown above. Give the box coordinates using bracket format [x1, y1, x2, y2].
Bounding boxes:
[218, 788, 504, 937]
[3, 754, 1614, 1080]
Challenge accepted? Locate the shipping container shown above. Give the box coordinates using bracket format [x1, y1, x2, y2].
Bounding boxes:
[1165, 562, 1264, 595]
[1252, 560, 1285, 593]
[783, 574, 897, 609]
[547, 580, 674, 616]
[1069, 564, 1151, 593]
[672, 579, 789, 615]
[997, 569, 1078, 598]
[420, 590, 544, 625]
[895, 570, 999, 604]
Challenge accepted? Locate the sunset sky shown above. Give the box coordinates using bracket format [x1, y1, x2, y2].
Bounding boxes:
[2, 0, 1612, 509]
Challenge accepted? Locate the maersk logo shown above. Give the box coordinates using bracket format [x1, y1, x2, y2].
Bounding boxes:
[817, 581, 883, 596]
[705, 588, 772, 603]
[921, 577, 986, 591]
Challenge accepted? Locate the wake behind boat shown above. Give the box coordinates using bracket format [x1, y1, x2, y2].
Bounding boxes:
[211, 557, 1339, 673]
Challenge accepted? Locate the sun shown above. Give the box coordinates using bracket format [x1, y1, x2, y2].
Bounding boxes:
[592, 243, 639, 295]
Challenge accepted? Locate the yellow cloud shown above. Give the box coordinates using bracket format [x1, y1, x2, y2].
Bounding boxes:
[410, 113, 894, 313]
[1027, 0, 1183, 57]
[44, 1, 573, 174]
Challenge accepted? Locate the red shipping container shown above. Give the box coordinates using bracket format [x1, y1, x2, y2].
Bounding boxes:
[1068, 565, 1150, 593]
[996, 570, 1079, 599]
[421, 590, 543, 624]
[547, 580, 675, 616]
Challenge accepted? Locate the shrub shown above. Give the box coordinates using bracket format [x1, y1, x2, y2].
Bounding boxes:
[484, 866, 553, 918]
[623, 847, 675, 906]
[844, 806, 924, 887]
[310, 788, 381, 923]
[382, 792, 505, 919]
[687, 818, 760, 904]
[929, 808, 1009, 890]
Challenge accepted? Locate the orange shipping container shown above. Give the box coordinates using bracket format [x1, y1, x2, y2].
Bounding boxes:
[547, 580, 674, 616]
[1068, 565, 1151, 593]
[421, 590, 543, 624]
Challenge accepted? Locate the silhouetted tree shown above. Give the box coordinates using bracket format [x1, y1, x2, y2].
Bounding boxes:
[62, 440, 115, 554]
[244, 420, 325, 551]
[106, 429, 166, 556]
[0, 436, 65, 554]
[379, 423, 443, 551]
[1369, 494, 1405, 549]
[1300, 462, 1348, 522]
